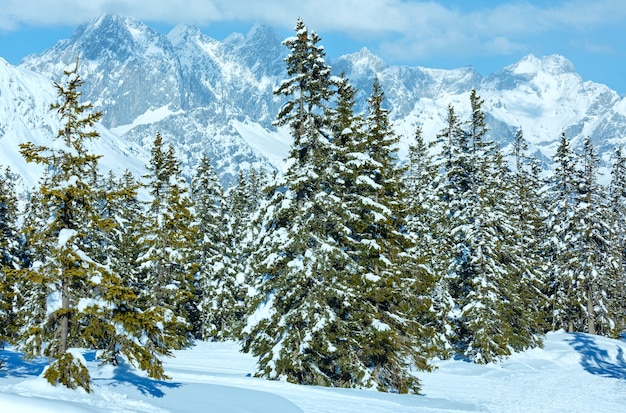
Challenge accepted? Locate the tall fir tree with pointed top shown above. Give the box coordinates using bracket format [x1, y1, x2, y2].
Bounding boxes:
[244, 18, 359, 389]
[574, 137, 619, 335]
[608, 146, 626, 333]
[436, 91, 542, 363]
[342, 79, 435, 391]
[508, 128, 550, 338]
[192, 154, 243, 340]
[546, 132, 584, 332]
[15, 60, 171, 391]
[405, 127, 453, 357]
[0, 167, 20, 346]
[141, 132, 198, 350]
[244, 21, 433, 394]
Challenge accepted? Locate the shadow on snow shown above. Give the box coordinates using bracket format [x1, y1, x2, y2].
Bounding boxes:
[568, 333, 626, 380]
[0, 348, 181, 397]
[96, 361, 181, 397]
[84, 350, 181, 398]
[0, 347, 48, 378]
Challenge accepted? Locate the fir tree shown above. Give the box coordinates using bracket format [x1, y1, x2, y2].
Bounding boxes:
[192, 155, 243, 340]
[608, 147, 626, 332]
[575, 137, 619, 335]
[15, 60, 171, 391]
[437, 91, 541, 363]
[0, 168, 20, 345]
[546, 132, 583, 332]
[244, 21, 433, 394]
[141, 133, 198, 349]
[244, 19, 360, 389]
[508, 129, 550, 337]
[343, 79, 435, 391]
[405, 127, 453, 357]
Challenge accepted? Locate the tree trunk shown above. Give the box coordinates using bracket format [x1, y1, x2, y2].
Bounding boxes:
[59, 273, 70, 355]
[587, 282, 596, 335]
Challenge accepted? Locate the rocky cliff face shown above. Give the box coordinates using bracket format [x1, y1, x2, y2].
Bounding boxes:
[5, 14, 625, 186]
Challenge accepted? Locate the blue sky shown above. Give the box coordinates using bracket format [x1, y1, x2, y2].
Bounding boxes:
[1, 0, 625, 94]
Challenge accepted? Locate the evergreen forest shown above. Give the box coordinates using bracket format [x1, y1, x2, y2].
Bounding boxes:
[1, 19, 625, 394]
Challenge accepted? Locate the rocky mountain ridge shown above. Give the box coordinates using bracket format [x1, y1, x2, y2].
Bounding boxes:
[2, 14, 625, 186]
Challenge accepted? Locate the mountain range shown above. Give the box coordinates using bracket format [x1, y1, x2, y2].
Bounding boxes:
[2, 14, 626, 188]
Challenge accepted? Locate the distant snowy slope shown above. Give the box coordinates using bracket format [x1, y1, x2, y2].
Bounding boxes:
[0, 57, 148, 190]
[4, 14, 626, 186]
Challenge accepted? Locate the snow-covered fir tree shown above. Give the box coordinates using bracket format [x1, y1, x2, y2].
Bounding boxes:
[608, 147, 626, 332]
[0, 168, 20, 345]
[141, 132, 198, 349]
[544, 134, 620, 334]
[508, 128, 550, 338]
[546, 132, 581, 332]
[15, 61, 171, 391]
[342, 79, 435, 390]
[244, 20, 433, 394]
[436, 91, 541, 363]
[405, 127, 454, 357]
[574, 137, 619, 335]
[192, 154, 244, 340]
[243, 18, 360, 389]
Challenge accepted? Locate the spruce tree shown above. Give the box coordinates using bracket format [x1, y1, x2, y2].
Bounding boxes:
[405, 128, 453, 357]
[0, 168, 20, 346]
[343, 79, 435, 391]
[141, 133, 197, 349]
[192, 155, 243, 340]
[15, 60, 171, 391]
[608, 147, 626, 332]
[437, 92, 541, 363]
[509, 129, 550, 337]
[244, 18, 359, 389]
[575, 137, 619, 335]
[546, 132, 584, 332]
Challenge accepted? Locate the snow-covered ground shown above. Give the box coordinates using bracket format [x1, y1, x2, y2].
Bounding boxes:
[1, 331, 625, 412]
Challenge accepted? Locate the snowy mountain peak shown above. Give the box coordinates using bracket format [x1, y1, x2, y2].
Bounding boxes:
[511, 54, 576, 76]
[335, 47, 388, 77]
[6, 16, 626, 188]
[167, 24, 222, 51]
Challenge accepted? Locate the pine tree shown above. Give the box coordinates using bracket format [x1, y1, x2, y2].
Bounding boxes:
[0, 167, 20, 345]
[437, 91, 541, 363]
[546, 132, 583, 332]
[192, 154, 243, 340]
[15, 60, 171, 391]
[141, 132, 197, 349]
[509, 129, 550, 337]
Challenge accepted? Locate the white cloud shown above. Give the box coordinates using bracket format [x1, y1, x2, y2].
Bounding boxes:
[2, 0, 625, 60]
